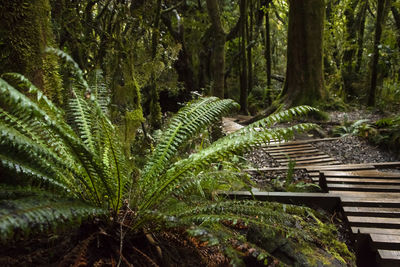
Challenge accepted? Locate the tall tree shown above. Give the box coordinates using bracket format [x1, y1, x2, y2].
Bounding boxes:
[263, 0, 272, 105]
[281, 0, 326, 106]
[239, 0, 249, 113]
[342, 0, 360, 100]
[149, 0, 163, 128]
[368, 0, 390, 106]
[206, 0, 226, 98]
[0, 0, 63, 105]
[247, 0, 254, 94]
[355, 0, 368, 73]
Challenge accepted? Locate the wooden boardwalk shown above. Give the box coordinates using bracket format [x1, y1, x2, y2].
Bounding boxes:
[244, 139, 400, 266]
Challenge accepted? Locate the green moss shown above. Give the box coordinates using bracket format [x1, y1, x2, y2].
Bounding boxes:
[0, 0, 63, 105]
[301, 212, 356, 266]
[247, 206, 356, 266]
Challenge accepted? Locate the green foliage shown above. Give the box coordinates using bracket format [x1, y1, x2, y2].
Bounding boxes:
[0, 53, 353, 264]
[0, 0, 63, 105]
[0, 50, 130, 240]
[332, 117, 374, 137]
[372, 115, 400, 153]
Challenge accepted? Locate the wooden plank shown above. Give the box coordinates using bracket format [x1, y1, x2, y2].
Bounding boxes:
[371, 234, 400, 250]
[268, 149, 316, 155]
[308, 171, 320, 177]
[276, 155, 331, 163]
[332, 191, 400, 198]
[268, 149, 317, 156]
[378, 249, 400, 262]
[327, 183, 400, 192]
[323, 170, 400, 178]
[295, 161, 341, 166]
[272, 151, 326, 159]
[324, 178, 400, 185]
[264, 138, 339, 147]
[340, 196, 400, 208]
[266, 145, 315, 152]
[347, 216, 400, 228]
[305, 164, 376, 171]
[280, 158, 338, 166]
[373, 162, 400, 168]
[352, 227, 400, 235]
[224, 191, 341, 211]
[344, 206, 400, 217]
[244, 167, 306, 172]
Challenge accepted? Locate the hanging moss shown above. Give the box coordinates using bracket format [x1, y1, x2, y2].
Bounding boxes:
[0, 0, 63, 105]
[111, 61, 144, 158]
[149, 82, 162, 129]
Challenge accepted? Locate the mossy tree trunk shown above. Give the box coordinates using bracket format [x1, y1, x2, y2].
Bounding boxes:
[341, 0, 360, 100]
[149, 0, 163, 128]
[206, 0, 226, 98]
[281, 0, 326, 107]
[391, 4, 400, 80]
[239, 0, 248, 113]
[247, 0, 254, 95]
[368, 0, 390, 106]
[264, 0, 272, 105]
[355, 0, 368, 73]
[0, 0, 63, 105]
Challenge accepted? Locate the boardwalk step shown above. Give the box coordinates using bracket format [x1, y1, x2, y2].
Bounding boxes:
[261, 137, 400, 266]
[352, 227, 400, 236]
[340, 197, 400, 208]
[324, 178, 400, 185]
[280, 158, 339, 165]
[323, 170, 400, 178]
[370, 234, 400, 250]
[276, 155, 331, 163]
[327, 183, 400, 192]
[272, 151, 326, 159]
[343, 206, 400, 217]
[378, 249, 400, 266]
[347, 216, 400, 228]
[266, 144, 314, 151]
[305, 164, 376, 171]
[268, 148, 318, 155]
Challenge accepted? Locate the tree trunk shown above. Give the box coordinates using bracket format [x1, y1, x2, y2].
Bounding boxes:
[342, 0, 360, 100]
[391, 4, 400, 80]
[239, 0, 248, 113]
[247, 0, 253, 95]
[281, 0, 326, 107]
[161, 13, 198, 97]
[368, 0, 389, 106]
[0, 0, 63, 105]
[206, 0, 226, 98]
[149, 0, 162, 128]
[264, 0, 272, 105]
[355, 0, 368, 73]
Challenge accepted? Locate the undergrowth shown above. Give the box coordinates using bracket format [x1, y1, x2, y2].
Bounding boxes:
[0, 49, 355, 266]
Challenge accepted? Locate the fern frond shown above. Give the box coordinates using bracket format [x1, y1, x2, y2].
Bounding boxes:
[0, 195, 106, 242]
[0, 77, 118, 209]
[138, 123, 316, 212]
[45, 47, 89, 91]
[88, 69, 110, 114]
[137, 97, 239, 205]
[232, 105, 319, 136]
[1, 73, 64, 120]
[68, 88, 96, 152]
